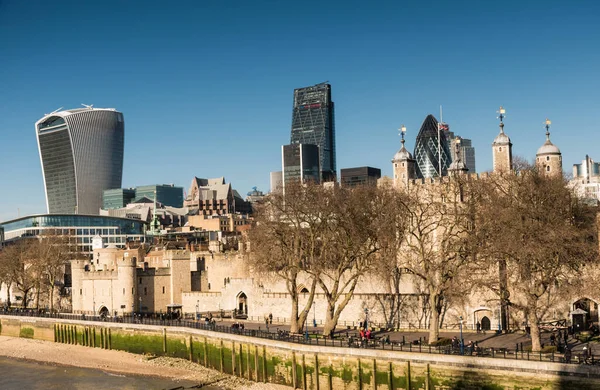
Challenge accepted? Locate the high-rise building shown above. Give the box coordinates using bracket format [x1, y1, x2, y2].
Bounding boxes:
[36, 107, 124, 214]
[269, 171, 283, 193]
[290, 82, 336, 181]
[340, 167, 381, 187]
[282, 144, 320, 186]
[445, 130, 476, 173]
[103, 188, 136, 210]
[413, 114, 452, 179]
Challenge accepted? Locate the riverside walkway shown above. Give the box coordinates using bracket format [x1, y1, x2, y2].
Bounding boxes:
[1, 309, 596, 366]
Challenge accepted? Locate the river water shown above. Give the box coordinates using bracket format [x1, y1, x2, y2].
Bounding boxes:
[0, 356, 220, 389]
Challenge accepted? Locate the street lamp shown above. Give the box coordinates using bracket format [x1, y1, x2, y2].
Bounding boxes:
[459, 316, 464, 355]
[313, 301, 317, 328]
[364, 308, 369, 329]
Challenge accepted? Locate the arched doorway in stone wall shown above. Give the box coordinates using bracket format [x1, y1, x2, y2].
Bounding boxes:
[572, 298, 598, 332]
[237, 292, 248, 316]
[98, 306, 109, 318]
[481, 316, 491, 331]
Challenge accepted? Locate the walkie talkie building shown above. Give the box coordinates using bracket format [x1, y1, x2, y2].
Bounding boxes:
[35, 107, 124, 215]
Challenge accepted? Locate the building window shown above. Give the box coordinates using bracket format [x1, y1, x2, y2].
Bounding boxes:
[80, 289, 82, 295]
[123, 288, 125, 295]
[546, 156, 550, 161]
[546, 166, 550, 172]
[139, 278, 142, 284]
[162, 286, 165, 294]
[499, 147, 502, 151]
[144, 287, 147, 295]
[132, 288, 134, 295]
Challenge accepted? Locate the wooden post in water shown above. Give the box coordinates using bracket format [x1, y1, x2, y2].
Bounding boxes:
[262, 346, 267, 383]
[254, 345, 260, 382]
[162, 328, 167, 354]
[425, 363, 430, 390]
[357, 358, 362, 390]
[239, 344, 244, 378]
[372, 359, 377, 390]
[246, 344, 251, 380]
[231, 342, 236, 376]
[388, 362, 393, 390]
[189, 335, 193, 362]
[100, 328, 104, 349]
[406, 361, 411, 390]
[327, 364, 333, 390]
[314, 354, 320, 390]
[302, 354, 307, 390]
[107, 329, 112, 350]
[292, 352, 297, 389]
[219, 340, 225, 373]
[92, 328, 96, 348]
[203, 337, 208, 367]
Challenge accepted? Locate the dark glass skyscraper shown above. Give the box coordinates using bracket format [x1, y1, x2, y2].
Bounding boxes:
[290, 82, 336, 181]
[281, 144, 321, 186]
[413, 114, 452, 179]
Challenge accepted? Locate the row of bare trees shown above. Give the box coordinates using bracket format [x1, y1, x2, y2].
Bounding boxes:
[247, 165, 599, 351]
[0, 232, 76, 311]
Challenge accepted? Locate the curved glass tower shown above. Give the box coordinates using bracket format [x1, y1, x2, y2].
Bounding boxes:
[35, 107, 124, 215]
[413, 114, 452, 179]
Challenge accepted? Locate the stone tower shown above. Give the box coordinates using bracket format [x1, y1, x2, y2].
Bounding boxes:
[70, 258, 89, 313]
[536, 119, 562, 177]
[117, 254, 137, 314]
[492, 106, 512, 173]
[392, 125, 416, 188]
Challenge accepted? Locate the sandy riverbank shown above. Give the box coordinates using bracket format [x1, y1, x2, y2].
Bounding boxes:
[0, 336, 289, 389]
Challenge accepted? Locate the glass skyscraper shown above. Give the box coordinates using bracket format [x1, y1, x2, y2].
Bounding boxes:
[413, 114, 452, 179]
[290, 82, 336, 181]
[282, 144, 320, 186]
[36, 107, 124, 215]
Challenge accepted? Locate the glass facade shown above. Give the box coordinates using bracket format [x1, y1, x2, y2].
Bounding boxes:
[290, 83, 336, 181]
[103, 188, 136, 209]
[36, 108, 124, 215]
[413, 115, 452, 179]
[445, 131, 476, 173]
[340, 166, 381, 187]
[0, 214, 146, 254]
[282, 144, 320, 184]
[134, 185, 184, 207]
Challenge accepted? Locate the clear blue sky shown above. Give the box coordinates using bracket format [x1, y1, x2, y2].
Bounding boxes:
[1, 0, 598, 221]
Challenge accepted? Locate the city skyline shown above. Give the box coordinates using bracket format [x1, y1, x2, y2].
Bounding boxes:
[1, 1, 599, 221]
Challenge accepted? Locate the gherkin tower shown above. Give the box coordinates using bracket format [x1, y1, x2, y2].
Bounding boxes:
[413, 114, 452, 179]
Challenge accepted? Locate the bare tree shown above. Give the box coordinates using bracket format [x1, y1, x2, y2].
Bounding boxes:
[0, 239, 38, 308]
[246, 181, 327, 334]
[315, 184, 385, 336]
[477, 167, 598, 351]
[396, 177, 479, 344]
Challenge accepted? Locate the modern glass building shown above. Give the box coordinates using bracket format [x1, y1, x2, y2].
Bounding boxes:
[134, 185, 184, 207]
[103, 185, 184, 209]
[340, 166, 381, 187]
[445, 130, 476, 173]
[282, 144, 320, 186]
[36, 107, 125, 215]
[290, 82, 336, 181]
[413, 114, 452, 179]
[0, 214, 146, 254]
[103, 188, 136, 210]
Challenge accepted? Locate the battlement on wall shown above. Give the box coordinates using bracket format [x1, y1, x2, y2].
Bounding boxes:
[407, 172, 491, 187]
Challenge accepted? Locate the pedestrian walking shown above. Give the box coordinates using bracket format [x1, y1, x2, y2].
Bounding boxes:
[476, 321, 481, 333]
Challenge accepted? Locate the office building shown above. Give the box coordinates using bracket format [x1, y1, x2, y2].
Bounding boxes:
[413, 114, 452, 179]
[270, 171, 283, 193]
[184, 177, 249, 215]
[445, 130, 476, 173]
[571, 155, 600, 204]
[103, 188, 136, 210]
[340, 166, 381, 187]
[290, 82, 336, 181]
[282, 144, 320, 186]
[36, 107, 124, 215]
[0, 214, 146, 254]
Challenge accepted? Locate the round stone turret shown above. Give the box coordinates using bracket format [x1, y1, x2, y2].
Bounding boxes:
[535, 119, 562, 176]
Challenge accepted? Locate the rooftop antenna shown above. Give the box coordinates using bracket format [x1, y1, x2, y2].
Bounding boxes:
[81, 103, 94, 109]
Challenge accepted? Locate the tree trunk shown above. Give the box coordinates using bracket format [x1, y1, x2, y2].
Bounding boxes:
[428, 293, 440, 344]
[290, 298, 300, 334]
[322, 302, 336, 337]
[5, 282, 11, 308]
[49, 282, 55, 312]
[527, 310, 542, 352]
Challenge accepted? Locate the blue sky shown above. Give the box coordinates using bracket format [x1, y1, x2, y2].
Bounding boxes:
[0, 0, 598, 221]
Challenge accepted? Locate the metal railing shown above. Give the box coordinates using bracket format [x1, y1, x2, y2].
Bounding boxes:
[0, 308, 595, 366]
